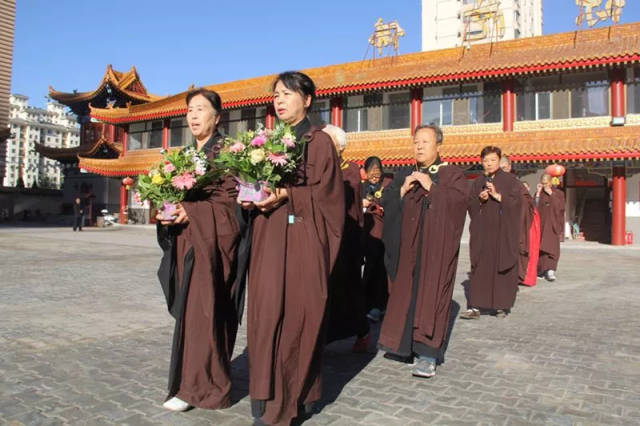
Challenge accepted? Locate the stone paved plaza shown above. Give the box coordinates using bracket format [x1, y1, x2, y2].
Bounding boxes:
[1, 225, 640, 425]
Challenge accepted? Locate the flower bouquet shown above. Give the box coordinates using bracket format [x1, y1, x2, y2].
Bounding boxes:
[215, 122, 303, 203]
[136, 147, 219, 221]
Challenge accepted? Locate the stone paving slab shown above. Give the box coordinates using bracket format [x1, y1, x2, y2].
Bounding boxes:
[1, 226, 639, 425]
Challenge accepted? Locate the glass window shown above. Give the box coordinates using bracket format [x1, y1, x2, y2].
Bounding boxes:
[516, 74, 594, 120]
[128, 122, 145, 150]
[220, 108, 266, 137]
[127, 120, 164, 150]
[309, 100, 330, 126]
[149, 121, 163, 148]
[422, 84, 500, 126]
[627, 67, 640, 114]
[169, 117, 193, 147]
[570, 78, 608, 118]
[342, 91, 409, 132]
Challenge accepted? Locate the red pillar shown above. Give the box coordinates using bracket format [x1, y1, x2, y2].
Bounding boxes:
[265, 105, 275, 129]
[121, 124, 128, 154]
[330, 97, 342, 127]
[410, 87, 423, 135]
[502, 80, 515, 132]
[611, 165, 626, 245]
[610, 68, 625, 125]
[107, 124, 115, 141]
[162, 119, 169, 149]
[119, 184, 128, 225]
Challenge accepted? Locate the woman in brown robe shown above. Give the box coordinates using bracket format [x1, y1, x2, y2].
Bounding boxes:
[379, 125, 468, 378]
[156, 89, 242, 412]
[499, 156, 537, 285]
[361, 156, 393, 323]
[536, 173, 565, 281]
[240, 71, 344, 425]
[461, 146, 522, 319]
[323, 124, 370, 352]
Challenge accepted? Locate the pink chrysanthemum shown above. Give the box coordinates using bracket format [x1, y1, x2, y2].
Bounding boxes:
[250, 136, 266, 147]
[229, 142, 245, 153]
[171, 172, 196, 190]
[163, 162, 176, 173]
[268, 152, 289, 167]
[281, 136, 295, 149]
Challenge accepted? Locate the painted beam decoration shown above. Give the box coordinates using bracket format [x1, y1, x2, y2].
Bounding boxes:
[576, 0, 625, 28]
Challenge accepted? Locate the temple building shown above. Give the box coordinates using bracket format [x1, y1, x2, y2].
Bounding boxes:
[40, 23, 640, 244]
[42, 65, 162, 223]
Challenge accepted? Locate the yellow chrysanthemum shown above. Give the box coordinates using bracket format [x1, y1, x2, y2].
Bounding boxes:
[152, 174, 164, 185]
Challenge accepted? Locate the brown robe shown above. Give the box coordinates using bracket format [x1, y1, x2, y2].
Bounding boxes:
[326, 161, 369, 343]
[156, 132, 241, 409]
[362, 175, 393, 312]
[247, 118, 344, 425]
[537, 189, 565, 273]
[379, 164, 468, 357]
[518, 185, 536, 282]
[468, 168, 523, 311]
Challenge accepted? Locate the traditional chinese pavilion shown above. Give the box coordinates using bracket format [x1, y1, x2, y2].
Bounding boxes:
[46, 23, 640, 244]
[41, 65, 162, 222]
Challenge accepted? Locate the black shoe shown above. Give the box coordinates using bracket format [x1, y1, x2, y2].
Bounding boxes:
[383, 352, 415, 365]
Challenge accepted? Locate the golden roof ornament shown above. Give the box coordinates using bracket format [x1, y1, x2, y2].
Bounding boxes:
[367, 18, 405, 58]
[462, 0, 505, 44]
[576, 0, 625, 28]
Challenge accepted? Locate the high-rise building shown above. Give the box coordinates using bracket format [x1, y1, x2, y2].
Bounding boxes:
[0, 0, 16, 184]
[3, 95, 80, 188]
[421, 0, 542, 52]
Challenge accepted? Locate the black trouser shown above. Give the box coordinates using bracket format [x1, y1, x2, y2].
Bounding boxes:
[73, 214, 84, 230]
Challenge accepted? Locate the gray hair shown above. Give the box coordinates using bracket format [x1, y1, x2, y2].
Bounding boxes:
[500, 155, 511, 166]
[414, 124, 443, 144]
[323, 124, 347, 151]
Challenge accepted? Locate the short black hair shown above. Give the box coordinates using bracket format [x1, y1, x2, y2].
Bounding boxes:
[185, 88, 222, 114]
[272, 71, 316, 108]
[480, 145, 502, 159]
[414, 124, 443, 144]
[364, 156, 383, 172]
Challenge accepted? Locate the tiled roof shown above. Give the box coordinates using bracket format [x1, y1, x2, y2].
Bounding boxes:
[75, 125, 640, 177]
[50, 65, 163, 106]
[78, 149, 163, 176]
[35, 138, 122, 163]
[90, 22, 640, 123]
[343, 125, 640, 165]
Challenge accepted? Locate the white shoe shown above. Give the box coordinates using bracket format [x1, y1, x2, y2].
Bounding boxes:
[163, 397, 191, 412]
[545, 270, 557, 282]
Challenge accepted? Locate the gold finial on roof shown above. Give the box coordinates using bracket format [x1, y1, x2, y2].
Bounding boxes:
[367, 18, 405, 58]
[462, 0, 505, 44]
[576, 0, 625, 28]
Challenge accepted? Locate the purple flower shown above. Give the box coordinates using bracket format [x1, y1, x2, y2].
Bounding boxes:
[250, 136, 266, 147]
[268, 152, 289, 166]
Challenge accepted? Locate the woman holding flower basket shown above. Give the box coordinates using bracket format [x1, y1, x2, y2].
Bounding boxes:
[228, 72, 345, 425]
[148, 89, 242, 412]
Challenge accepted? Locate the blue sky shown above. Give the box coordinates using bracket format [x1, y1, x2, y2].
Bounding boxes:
[11, 0, 640, 107]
